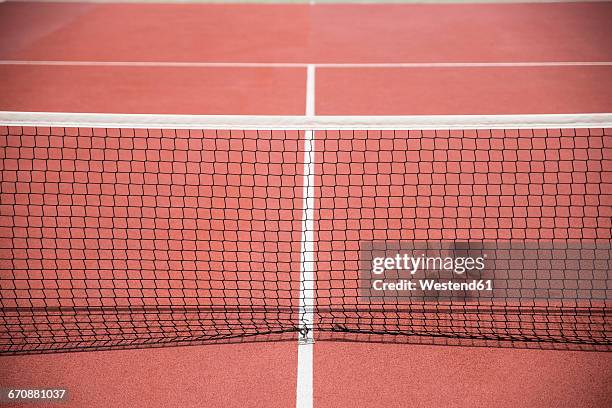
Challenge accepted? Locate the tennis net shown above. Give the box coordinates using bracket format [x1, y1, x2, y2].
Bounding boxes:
[0, 112, 610, 354]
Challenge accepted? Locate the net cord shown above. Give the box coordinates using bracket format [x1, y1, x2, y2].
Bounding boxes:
[1, 111, 611, 130]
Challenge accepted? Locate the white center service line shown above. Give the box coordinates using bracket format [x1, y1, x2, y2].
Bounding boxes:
[296, 64, 316, 408]
[1, 60, 611, 68]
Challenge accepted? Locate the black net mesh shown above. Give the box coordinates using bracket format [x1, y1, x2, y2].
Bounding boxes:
[0, 125, 610, 354]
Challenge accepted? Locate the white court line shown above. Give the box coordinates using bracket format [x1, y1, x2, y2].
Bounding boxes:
[318, 61, 612, 68]
[296, 64, 315, 408]
[0, 60, 306, 68]
[1, 60, 611, 68]
[4, 0, 612, 3]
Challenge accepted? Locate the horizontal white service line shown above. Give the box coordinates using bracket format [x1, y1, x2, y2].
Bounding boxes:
[1, 111, 612, 130]
[5, 0, 612, 4]
[1, 60, 612, 68]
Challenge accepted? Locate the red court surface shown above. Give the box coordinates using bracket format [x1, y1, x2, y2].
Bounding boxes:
[0, 65, 307, 114]
[316, 66, 612, 115]
[1, 2, 612, 407]
[1, 2, 612, 62]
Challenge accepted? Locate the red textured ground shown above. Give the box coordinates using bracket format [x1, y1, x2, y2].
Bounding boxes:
[1, 2, 611, 407]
